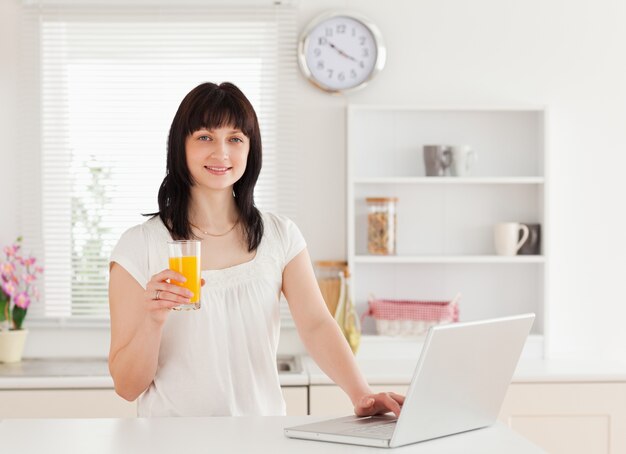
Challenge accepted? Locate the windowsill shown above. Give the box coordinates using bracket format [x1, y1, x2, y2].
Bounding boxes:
[24, 319, 111, 330]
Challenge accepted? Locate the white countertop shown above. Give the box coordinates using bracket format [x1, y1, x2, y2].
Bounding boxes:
[304, 356, 626, 385]
[0, 417, 545, 453]
[0, 357, 308, 389]
[2, 335, 625, 389]
[2, 355, 626, 390]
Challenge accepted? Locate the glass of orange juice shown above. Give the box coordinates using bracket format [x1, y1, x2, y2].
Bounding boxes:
[167, 240, 201, 310]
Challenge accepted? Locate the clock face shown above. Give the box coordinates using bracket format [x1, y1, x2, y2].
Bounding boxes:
[300, 14, 384, 93]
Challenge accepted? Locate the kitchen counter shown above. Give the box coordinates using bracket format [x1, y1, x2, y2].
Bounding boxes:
[2, 355, 626, 390]
[2, 332, 626, 390]
[304, 356, 626, 385]
[0, 416, 545, 453]
[0, 357, 309, 389]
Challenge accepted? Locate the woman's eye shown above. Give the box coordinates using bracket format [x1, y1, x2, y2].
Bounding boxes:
[230, 137, 244, 143]
[198, 135, 211, 141]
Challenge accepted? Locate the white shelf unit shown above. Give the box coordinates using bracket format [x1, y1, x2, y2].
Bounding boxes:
[347, 105, 547, 357]
[353, 255, 546, 264]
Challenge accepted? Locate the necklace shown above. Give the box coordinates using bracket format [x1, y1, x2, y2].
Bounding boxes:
[190, 219, 239, 237]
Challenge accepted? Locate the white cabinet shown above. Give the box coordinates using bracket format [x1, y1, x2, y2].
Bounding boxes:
[0, 386, 308, 418]
[347, 106, 546, 353]
[282, 386, 308, 416]
[309, 385, 409, 416]
[498, 382, 626, 454]
[0, 389, 136, 418]
[310, 381, 626, 454]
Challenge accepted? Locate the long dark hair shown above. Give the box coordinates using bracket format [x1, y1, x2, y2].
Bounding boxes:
[147, 82, 263, 251]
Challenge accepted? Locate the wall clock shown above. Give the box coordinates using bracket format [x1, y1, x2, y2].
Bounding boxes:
[298, 11, 386, 94]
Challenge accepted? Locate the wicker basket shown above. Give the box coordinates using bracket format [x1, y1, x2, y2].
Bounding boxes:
[362, 294, 460, 337]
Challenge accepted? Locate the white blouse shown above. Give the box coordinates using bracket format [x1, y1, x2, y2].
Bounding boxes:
[110, 212, 306, 417]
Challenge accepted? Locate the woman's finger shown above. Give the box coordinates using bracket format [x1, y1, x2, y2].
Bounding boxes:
[153, 290, 191, 306]
[153, 268, 187, 284]
[145, 283, 192, 302]
[201, 278, 206, 287]
[379, 393, 402, 417]
[158, 282, 194, 299]
[359, 396, 375, 408]
[389, 392, 405, 405]
[156, 298, 183, 310]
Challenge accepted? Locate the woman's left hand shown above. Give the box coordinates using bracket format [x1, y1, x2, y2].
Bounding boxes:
[354, 392, 405, 418]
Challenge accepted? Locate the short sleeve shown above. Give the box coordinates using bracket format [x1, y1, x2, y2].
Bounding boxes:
[110, 224, 150, 289]
[283, 217, 307, 265]
[266, 213, 307, 270]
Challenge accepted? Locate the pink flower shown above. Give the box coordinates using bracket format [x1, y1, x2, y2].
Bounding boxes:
[0, 262, 15, 277]
[1, 238, 43, 326]
[3, 245, 19, 258]
[13, 291, 31, 309]
[2, 281, 16, 297]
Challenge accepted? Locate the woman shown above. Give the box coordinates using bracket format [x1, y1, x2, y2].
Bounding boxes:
[108, 82, 404, 417]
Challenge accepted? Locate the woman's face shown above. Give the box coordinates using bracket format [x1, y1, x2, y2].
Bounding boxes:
[185, 125, 250, 192]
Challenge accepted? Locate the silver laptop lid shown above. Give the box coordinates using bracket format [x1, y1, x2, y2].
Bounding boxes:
[390, 313, 535, 447]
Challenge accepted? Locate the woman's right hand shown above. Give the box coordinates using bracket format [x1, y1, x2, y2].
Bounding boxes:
[144, 269, 194, 325]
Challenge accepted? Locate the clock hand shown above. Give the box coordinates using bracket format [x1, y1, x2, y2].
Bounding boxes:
[327, 41, 358, 62]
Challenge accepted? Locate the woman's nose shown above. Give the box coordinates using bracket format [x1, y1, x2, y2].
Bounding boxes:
[211, 141, 229, 158]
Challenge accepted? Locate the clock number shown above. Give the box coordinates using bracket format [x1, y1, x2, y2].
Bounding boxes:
[338, 72, 345, 81]
[325, 27, 333, 37]
[351, 27, 356, 37]
[314, 48, 321, 57]
[359, 61, 365, 69]
[327, 69, 333, 79]
[350, 69, 357, 79]
[316, 60, 324, 70]
[337, 24, 346, 34]
[362, 48, 369, 57]
[318, 37, 327, 46]
[359, 36, 366, 46]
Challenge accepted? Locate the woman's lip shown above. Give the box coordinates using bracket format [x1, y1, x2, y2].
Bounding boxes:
[204, 166, 232, 175]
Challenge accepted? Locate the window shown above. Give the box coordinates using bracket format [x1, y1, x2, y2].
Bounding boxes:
[19, 4, 297, 322]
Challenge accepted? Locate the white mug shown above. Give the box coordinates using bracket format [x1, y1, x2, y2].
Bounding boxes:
[450, 145, 477, 177]
[494, 222, 530, 256]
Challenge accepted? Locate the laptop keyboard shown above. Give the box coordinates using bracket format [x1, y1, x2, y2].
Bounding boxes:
[348, 421, 397, 437]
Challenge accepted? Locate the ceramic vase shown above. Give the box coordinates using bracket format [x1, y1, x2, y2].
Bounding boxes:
[0, 329, 28, 363]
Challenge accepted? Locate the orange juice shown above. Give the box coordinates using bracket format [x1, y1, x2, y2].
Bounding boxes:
[168, 255, 201, 303]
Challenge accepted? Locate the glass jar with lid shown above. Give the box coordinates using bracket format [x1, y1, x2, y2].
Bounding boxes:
[366, 197, 398, 255]
[314, 261, 348, 316]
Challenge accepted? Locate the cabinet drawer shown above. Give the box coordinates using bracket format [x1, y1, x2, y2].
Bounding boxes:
[499, 382, 626, 454]
[282, 386, 308, 416]
[0, 389, 137, 418]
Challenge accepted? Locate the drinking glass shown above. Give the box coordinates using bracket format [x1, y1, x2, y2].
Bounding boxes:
[167, 240, 201, 310]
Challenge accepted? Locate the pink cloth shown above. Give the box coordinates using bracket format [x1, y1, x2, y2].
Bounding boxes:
[363, 298, 459, 323]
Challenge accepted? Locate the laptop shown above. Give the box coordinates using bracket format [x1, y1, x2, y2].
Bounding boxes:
[284, 313, 535, 448]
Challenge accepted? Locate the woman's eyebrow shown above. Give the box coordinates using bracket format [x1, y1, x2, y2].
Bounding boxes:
[193, 128, 243, 134]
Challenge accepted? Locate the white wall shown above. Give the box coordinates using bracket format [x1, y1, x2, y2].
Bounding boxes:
[1, 0, 626, 361]
[0, 0, 19, 246]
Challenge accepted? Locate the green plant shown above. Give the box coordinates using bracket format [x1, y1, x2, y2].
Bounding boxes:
[0, 237, 43, 330]
[71, 155, 111, 315]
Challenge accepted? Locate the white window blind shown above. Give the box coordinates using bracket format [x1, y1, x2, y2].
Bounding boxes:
[18, 4, 297, 323]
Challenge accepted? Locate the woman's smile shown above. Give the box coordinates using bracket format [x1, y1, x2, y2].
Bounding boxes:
[204, 165, 232, 176]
